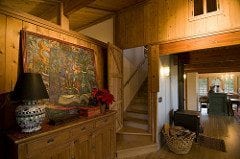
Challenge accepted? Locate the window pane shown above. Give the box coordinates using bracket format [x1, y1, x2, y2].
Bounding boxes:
[194, 0, 204, 16]
[211, 78, 220, 86]
[198, 78, 208, 96]
[207, 0, 217, 13]
[224, 78, 234, 93]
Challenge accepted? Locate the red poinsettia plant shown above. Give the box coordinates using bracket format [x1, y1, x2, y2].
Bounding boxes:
[90, 88, 115, 106]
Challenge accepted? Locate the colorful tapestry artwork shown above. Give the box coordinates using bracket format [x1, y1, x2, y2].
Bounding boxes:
[22, 30, 97, 106]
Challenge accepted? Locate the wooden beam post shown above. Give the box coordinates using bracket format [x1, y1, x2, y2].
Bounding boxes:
[59, 2, 69, 31]
[148, 45, 159, 142]
[158, 29, 240, 55]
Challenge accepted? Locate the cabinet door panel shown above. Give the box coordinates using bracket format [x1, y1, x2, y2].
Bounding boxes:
[51, 147, 72, 159]
[74, 135, 92, 159]
[95, 125, 115, 159]
[28, 142, 73, 159]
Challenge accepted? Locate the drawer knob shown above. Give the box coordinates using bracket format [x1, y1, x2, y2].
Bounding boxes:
[81, 127, 86, 131]
[47, 138, 54, 143]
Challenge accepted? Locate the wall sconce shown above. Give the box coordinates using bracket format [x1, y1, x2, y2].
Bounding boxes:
[160, 67, 170, 77]
[183, 74, 186, 79]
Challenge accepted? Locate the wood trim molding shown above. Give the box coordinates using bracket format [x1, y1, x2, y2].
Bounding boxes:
[157, 28, 240, 54]
[0, 5, 107, 48]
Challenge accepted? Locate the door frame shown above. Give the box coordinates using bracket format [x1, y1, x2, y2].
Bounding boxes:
[148, 29, 240, 142]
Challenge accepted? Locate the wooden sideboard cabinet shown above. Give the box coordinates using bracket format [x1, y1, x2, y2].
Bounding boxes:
[5, 111, 116, 159]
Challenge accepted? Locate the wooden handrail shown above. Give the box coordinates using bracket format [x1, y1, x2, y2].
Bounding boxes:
[124, 58, 147, 87]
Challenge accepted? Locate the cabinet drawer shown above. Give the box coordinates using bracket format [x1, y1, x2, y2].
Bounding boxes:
[96, 116, 113, 128]
[27, 130, 70, 154]
[72, 121, 94, 136]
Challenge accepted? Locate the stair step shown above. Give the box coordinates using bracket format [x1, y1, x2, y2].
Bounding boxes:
[117, 144, 158, 159]
[139, 88, 147, 92]
[137, 92, 147, 96]
[126, 108, 148, 114]
[124, 117, 148, 130]
[127, 103, 147, 112]
[118, 126, 151, 136]
[117, 134, 153, 150]
[125, 111, 148, 120]
[116, 134, 158, 158]
[124, 116, 148, 124]
[132, 97, 147, 104]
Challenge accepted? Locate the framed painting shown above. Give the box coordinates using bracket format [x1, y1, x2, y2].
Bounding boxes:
[21, 30, 97, 113]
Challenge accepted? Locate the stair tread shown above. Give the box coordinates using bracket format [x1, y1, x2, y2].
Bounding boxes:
[117, 134, 154, 150]
[118, 126, 150, 134]
[134, 96, 147, 99]
[125, 111, 148, 120]
[127, 104, 148, 111]
[132, 98, 147, 102]
[129, 103, 147, 108]
[126, 108, 148, 114]
[124, 116, 148, 124]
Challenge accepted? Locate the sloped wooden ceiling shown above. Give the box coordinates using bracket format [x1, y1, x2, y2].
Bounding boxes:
[68, 0, 147, 30]
[0, 0, 60, 24]
[179, 45, 240, 74]
[0, 0, 146, 31]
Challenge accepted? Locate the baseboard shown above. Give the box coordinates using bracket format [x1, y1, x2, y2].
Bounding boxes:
[117, 143, 159, 159]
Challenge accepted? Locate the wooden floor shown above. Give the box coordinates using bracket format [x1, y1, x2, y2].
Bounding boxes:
[122, 109, 240, 159]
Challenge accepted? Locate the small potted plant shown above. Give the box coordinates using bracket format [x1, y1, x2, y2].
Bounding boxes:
[90, 88, 115, 113]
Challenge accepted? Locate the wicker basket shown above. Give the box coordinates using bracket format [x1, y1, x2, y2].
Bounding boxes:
[162, 124, 196, 154]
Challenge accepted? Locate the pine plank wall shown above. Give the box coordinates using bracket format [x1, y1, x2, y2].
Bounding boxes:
[115, 0, 240, 49]
[0, 7, 107, 94]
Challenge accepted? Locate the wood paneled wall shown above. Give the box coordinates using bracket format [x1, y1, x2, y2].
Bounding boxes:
[0, 7, 107, 94]
[115, 0, 240, 49]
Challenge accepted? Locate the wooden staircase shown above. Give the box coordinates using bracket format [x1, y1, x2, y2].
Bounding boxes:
[123, 79, 149, 133]
[116, 79, 158, 158]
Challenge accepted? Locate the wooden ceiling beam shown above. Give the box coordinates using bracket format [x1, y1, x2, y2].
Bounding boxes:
[85, 6, 116, 13]
[158, 28, 240, 54]
[185, 68, 240, 74]
[38, 4, 59, 21]
[185, 60, 240, 69]
[184, 48, 240, 65]
[63, 0, 96, 16]
[27, 0, 61, 4]
[74, 14, 114, 31]
[185, 65, 240, 71]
